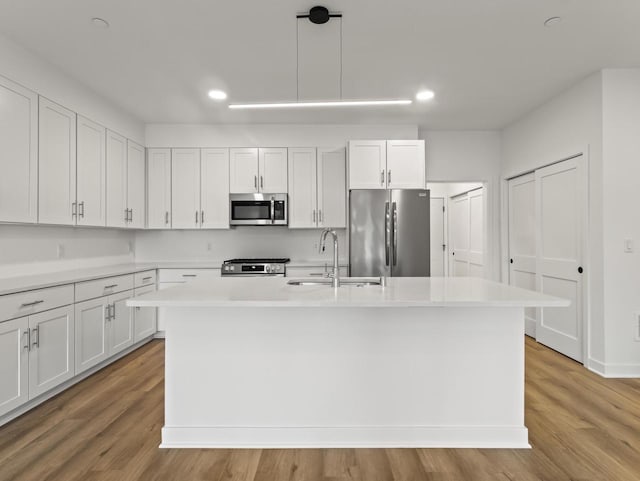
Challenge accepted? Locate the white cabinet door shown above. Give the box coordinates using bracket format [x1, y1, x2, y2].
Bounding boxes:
[288, 148, 317, 228]
[110, 290, 134, 355]
[127, 141, 146, 229]
[74, 297, 109, 374]
[0, 76, 38, 224]
[259, 148, 288, 193]
[201, 148, 230, 228]
[229, 148, 259, 193]
[0, 317, 29, 417]
[147, 148, 172, 229]
[386, 140, 425, 189]
[38, 97, 77, 225]
[28, 306, 75, 399]
[133, 285, 157, 342]
[171, 148, 201, 229]
[76, 116, 106, 227]
[317, 147, 346, 228]
[106, 130, 128, 228]
[348, 140, 386, 189]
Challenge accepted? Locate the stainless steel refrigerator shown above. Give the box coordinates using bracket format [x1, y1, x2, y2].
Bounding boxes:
[349, 189, 430, 277]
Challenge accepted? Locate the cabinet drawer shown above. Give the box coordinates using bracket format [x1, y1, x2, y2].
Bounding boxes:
[0, 284, 74, 322]
[75, 274, 134, 303]
[134, 270, 157, 288]
[158, 269, 221, 283]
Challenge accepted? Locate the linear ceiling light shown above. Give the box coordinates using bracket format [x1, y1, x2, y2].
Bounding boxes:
[229, 99, 412, 109]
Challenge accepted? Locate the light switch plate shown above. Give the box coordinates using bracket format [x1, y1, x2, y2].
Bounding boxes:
[624, 238, 634, 253]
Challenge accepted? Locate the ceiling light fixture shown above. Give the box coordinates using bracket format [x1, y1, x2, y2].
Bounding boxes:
[91, 17, 110, 29]
[416, 90, 435, 101]
[544, 16, 562, 27]
[229, 99, 412, 109]
[208, 89, 228, 100]
[229, 7, 412, 110]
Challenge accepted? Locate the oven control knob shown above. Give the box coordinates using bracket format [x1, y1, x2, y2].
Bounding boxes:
[266, 265, 271, 273]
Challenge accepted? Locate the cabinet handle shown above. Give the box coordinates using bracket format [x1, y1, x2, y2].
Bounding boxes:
[21, 300, 44, 308]
[381, 171, 385, 185]
[165, 211, 169, 225]
[312, 210, 316, 223]
[142, 276, 153, 281]
[254, 175, 258, 190]
[318, 210, 322, 223]
[182, 274, 197, 278]
[201, 211, 205, 225]
[130, 209, 133, 222]
[105, 306, 110, 323]
[260, 176, 264, 189]
[124, 208, 129, 222]
[387, 170, 391, 185]
[104, 284, 118, 289]
[309, 272, 325, 276]
[32, 326, 39, 348]
[23, 330, 30, 351]
[72, 202, 77, 218]
[79, 201, 85, 218]
[195, 211, 199, 224]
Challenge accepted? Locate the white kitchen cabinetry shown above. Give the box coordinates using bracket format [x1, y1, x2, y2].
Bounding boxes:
[348, 140, 425, 190]
[0, 76, 38, 224]
[106, 130, 128, 228]
[172, 148, 229, 229]
[127, 141, 146, 229]
[147, 148, 172, 229]
[27, 306, 75, 399]
[133, 284, 157, 342]
[110, 290, 134, 354]
[288, 147, 346, 228]
[76, 116, 106, 227]
[0, 317, 29, 417]
[38, 97, 77, 225]
[230, 148, 287, 193]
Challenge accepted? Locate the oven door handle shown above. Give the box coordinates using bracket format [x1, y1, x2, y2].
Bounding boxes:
[270, 197, 275, 224]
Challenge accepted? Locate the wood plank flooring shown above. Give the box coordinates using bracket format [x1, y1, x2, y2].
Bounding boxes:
[1, 337, 638, 481]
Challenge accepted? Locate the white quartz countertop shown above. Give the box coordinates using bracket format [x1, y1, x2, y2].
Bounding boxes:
[127, 276, 569, 308]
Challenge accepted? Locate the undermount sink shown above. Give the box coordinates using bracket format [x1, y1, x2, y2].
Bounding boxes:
[287, 277, 385, 287]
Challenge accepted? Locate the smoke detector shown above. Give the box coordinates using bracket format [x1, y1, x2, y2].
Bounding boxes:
[297, 6, 341, 25]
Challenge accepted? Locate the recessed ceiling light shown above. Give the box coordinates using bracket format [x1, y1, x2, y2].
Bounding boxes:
[208, 90, 228, 101]
[416, 90, 435, 101]
[544, 16, 562, 27]
[91, 17, 110, 29]
[228, 99, 412, 109]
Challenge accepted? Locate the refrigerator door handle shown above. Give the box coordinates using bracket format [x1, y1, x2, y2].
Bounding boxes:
[392, 201, 398, 266]
[385, 201, 390, 266]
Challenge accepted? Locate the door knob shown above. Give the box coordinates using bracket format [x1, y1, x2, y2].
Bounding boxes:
[578, 266, 583, 274]
[510, 259, 514, 264]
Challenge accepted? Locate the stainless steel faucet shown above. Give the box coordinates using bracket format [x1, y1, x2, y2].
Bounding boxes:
[319, 228, 340, 288]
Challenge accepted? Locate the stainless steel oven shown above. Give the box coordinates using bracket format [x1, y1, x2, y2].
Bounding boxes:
[229, 193, 288, 226]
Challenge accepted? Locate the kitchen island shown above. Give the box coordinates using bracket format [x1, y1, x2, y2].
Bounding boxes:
[128, 276, 567, 449]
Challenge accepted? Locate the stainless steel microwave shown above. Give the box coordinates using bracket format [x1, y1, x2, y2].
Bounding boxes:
[229, 193, 288, 226]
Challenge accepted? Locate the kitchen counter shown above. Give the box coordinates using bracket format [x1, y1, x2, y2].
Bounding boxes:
[129, 276, 567, 449]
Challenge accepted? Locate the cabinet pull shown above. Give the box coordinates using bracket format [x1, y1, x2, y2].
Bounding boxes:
[21, 300, 44, 308]
[23, 330, 30, 351]
[309, 272, 325, 276]
[318, 210, 322, 223]
[312, 210, 316, 223]
[124, 208, 129, 222]
[72, 202, 77, 218]
[130, 209, 133, 222]
[32, 326, 39, 348]
[142, 276, 153, 281]
[387, 170, 391, 185]
[381, 171, 385, 185]
[79, 201, 85, 218]
[254, 175, 258, 189]
[260, 176, 264, 189]
[165, 211, 169, 225]
[182, 274, 197, 278]
[201, 211, 205, 225]
[104, 284, 118, 289]
[195, 211, 199, 224]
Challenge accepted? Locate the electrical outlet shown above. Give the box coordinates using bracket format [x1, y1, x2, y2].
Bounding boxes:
[624, 238, 634, 253]
[56, 244, 64, 259]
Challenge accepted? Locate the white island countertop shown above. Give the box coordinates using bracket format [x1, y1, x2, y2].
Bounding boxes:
[127, 276, 568, 308]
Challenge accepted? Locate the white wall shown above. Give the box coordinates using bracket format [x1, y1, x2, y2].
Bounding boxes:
[0, 32, 144, 144]
[420, 131, 501, 281]
[601, 69, 640, 374]
[145, 123, 418, 147]
[501, 72, 607, 371]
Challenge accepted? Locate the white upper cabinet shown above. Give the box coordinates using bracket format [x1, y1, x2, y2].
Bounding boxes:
[259, 148, 288, 193]
[126, 140, 146, 229]
[76, 116, 106, 227]
[38, 97, 77, 225]
[201, 148, 230, 229]
[0, 76, 38, 224]
[106, 130, 128, 228]
[348, 140, 425, 190]
[230, 148, 259, 193]
[288, 148, 318, 228]
[348, 140, 386, 189]
[386, 140, 425, 189]
[147, 148, 172, 229]
[317, 147, 346, 228]
[171, 148, 201, 229]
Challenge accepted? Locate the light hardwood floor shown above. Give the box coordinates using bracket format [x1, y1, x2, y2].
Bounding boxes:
[0, 337, 639, 481]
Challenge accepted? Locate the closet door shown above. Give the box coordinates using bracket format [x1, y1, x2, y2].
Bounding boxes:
[127, 141, 146, 229]
[467, 188, 484, 277]
[76, 116, 106, 226]
[171, 148, 201, 229]
[508, 173, 538, 337]
[38, 97, 77, 225]
[200, 148, 230, 228]
[106, 130, 128, 228]
[288, 148, 317, 228]
[535, 156, 585, 362]
[317, 147, 346, 228]
[0, 76, 38, 223]
[449, 194, 469, 276]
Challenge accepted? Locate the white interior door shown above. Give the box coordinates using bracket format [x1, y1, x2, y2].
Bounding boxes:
[76, 115, 106, 227]
[508, 173, 538, 337]
[171, 148, 201, 229]
[317, 147, 346, 229]
[430, 197, 445, 276]
[535, 156, 585, 362]
[201, 148, 230, 228]
[468, 188, 484, 277]
[147, 148, 172, 229]
[288, 148, 317, 228]
[38, 97, 76, 225]
[450, 194, 470, 276]
[258, 148, 288, 193]
[106, 130, 128, 228]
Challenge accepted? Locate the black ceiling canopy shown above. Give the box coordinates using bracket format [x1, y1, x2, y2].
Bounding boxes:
[297, 6, 342, 25]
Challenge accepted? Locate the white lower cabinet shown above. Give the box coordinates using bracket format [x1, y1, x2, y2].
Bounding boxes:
[0, 317, 29, 417]
[74, 289, 134, 375]
[133, 285, 157, 342]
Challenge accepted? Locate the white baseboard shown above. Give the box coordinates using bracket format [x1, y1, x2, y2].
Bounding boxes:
[587, 357, 640, 378]
[160, 426, 530, 449]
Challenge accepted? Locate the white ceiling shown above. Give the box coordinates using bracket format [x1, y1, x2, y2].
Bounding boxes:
[1, 0, 639, 129]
